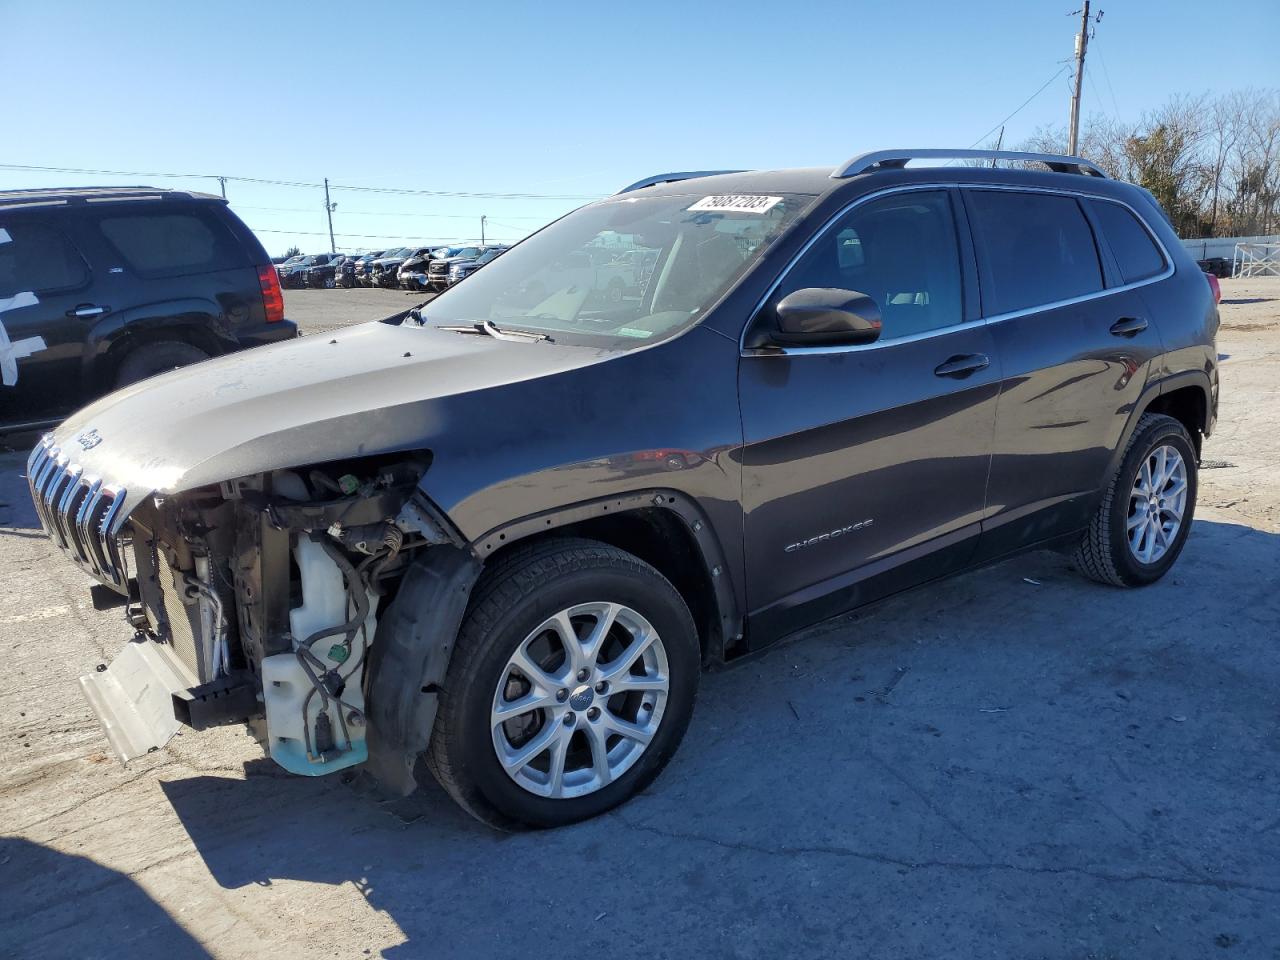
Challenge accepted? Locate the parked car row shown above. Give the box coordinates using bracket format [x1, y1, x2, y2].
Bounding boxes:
[276, 245, 511, 292]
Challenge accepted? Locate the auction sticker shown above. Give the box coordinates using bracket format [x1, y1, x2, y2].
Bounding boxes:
[688, 195, 782, 214]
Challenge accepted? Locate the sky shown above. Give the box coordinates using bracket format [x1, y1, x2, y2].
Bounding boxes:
[3, 0, 1276, 256]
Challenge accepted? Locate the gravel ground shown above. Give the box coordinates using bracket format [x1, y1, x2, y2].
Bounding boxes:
[1, 279, 1277, 959]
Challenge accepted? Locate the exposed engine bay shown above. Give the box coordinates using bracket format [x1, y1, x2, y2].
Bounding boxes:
[71, 453, 454, 777]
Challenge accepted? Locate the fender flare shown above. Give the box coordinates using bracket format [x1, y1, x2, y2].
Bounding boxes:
[472, 488, 742, 658]
[1103, 370, 1214, 485]
[84, 298, 234, 379]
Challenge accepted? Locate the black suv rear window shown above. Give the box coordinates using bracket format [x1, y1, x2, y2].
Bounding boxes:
[1090, 199, 1165, 284]
[96, 209, 245, 278]
[0, 221, 88, 298]
[967, 190, 1103, 315]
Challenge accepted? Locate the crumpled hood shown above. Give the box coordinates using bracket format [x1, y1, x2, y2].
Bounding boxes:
[49, 321, 606, 516]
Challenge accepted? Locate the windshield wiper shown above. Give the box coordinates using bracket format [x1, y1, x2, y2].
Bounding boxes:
[437, 319, 554, 343]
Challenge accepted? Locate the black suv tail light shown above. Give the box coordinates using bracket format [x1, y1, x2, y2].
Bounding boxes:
[257, 265, 285, 322]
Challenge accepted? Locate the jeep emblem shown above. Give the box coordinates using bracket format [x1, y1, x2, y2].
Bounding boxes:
[75, 429, 103, 450]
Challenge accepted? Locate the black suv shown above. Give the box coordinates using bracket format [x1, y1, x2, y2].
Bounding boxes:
[279, 252, 337, 289]
[1, 186, 296, 431]
[28, 150, 1217, 830]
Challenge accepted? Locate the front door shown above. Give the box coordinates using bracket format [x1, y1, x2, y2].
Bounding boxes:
[739, 188, 1000, 642]
[0, 213, 96, 427]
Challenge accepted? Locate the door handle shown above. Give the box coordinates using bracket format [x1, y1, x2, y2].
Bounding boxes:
[1109, 317, 1148, 337]
[67, 304, 110, 318]
[933, 353, 990, 378]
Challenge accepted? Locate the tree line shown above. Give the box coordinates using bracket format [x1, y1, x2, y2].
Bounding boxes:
[988, 88, 1280, 239]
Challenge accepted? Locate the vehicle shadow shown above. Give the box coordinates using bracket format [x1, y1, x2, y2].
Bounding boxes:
[0, 837, 210, 959]
[0, 451, 38, 530]
[155, 517, 1280, 960]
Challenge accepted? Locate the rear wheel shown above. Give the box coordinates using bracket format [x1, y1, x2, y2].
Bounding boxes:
[1074, 413, 1198, 587]
[114, 340, 210, 388]
[427, 538, 699, 829]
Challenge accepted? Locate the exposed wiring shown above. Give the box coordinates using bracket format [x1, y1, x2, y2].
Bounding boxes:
[291, 532, 399, 758]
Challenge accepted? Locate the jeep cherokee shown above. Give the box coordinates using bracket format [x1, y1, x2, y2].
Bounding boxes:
[26, 149, 1218, 829]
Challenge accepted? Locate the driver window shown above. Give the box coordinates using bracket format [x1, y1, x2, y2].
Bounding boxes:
[778, 190, 963, 340]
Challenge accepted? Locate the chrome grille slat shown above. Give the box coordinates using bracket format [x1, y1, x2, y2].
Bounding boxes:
[52, 464, 86, 551]
[26, 435, 129, 590]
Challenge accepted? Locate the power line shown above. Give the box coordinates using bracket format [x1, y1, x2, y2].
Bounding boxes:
[0, 162, 601, 201]
[965, 65, 1070, 150]
[232, 203, 549, 220]
[1084, 64, 1108, 124]
[1092, 38, 1122, 118]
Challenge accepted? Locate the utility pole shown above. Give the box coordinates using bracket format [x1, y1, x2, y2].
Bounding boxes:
[1067, 1, 1091, 156]
[323, 178, 337, 253]
[481, 215, 487, 246]
[217, 176, 227, 200]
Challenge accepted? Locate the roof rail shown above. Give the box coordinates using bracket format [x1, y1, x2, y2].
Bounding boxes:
[616, 170, 747, 195]
[0, 185, 220, 210]
[831, 149, 1108, 179]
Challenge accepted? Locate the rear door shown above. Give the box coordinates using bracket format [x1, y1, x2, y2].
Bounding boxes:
[739, 188, 1000, 639]
[964, 188, 1167, 559]
[0, 213, 95, 425]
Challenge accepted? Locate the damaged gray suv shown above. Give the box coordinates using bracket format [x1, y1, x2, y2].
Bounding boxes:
[29, 150, 1219, 828]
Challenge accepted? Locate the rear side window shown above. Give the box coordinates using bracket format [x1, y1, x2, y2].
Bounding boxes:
[96, 209, 245, 279]
[966, 191, 1103, 315]
[1090, 200, 1165, 283]
[776, 190, 963, 341]
[0, 220, 89, 297]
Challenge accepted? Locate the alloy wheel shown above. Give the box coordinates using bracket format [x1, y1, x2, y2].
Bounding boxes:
[1127, 444, 1188, 564]
[490, 602, 669, 799]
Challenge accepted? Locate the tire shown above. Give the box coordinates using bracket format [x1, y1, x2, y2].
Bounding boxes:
[114, 340, 210, 388]
[1073, 413, 1198, 587]
[427, 537, 699, 829]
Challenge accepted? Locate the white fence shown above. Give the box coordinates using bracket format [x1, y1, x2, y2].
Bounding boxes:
[1234, 242, 1280, 278]
[1180, 235, 1280, 277]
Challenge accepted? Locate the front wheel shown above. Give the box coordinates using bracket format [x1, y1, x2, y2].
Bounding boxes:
[1074, 413, 1198, 587]
[426, 538, 699, 829]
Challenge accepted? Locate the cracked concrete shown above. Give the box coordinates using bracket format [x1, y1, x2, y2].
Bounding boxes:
[1, 280, 1278, 958]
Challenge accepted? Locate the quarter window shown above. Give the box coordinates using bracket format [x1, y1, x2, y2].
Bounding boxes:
[775, 190, 963, 340]
[1090, 200, 1165, 284]
[0, 221, 89, 298]
[967, 190, 1103, 315]
[96, 210, 244, 278]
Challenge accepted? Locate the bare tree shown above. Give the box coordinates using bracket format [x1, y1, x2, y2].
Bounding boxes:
[960, 88, 1278, 238]
[1204, 92, 1244, 234]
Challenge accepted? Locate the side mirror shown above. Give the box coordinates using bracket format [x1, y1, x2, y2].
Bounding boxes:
[769, 288, 882, 346]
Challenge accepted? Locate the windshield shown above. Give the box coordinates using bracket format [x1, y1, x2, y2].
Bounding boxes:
[420, 192, 813, 345]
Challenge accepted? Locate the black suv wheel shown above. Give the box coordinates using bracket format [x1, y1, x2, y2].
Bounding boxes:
[1074, 413, 1198, 587]
[114, 340, 210, 388]
[427, 538, 699, 829]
